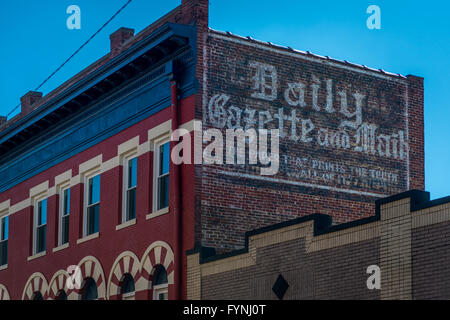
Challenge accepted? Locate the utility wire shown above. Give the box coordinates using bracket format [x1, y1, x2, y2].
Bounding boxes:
[5, 0, 133, 119]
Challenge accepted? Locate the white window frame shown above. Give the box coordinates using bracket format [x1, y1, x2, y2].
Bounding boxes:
[122, 153, 138, 224]
[33, 195, 48, 255]
[83, 171, 101, 237]
[153, 284, 168, 300]
[153, 136, 170, 213]
[58, 184, 71, 246]
[0, 210, 9, 267]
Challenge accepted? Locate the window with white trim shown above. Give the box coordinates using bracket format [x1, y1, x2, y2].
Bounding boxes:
[34, 198, 47, 254]
[84, 174, 100, 236]
[153, 265, 168, 300]
[59, 187, 70, 245]
[153, 138, 170, 212]
[120, 273, 135, 300]
[0, 214, 8, 266]
[123, 156, 137, 222]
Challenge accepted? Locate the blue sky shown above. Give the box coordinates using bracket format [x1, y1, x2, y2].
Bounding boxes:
[0, 0, 449, 199]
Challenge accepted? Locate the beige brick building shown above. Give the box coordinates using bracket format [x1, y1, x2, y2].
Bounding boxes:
[187, 190, 450, 300]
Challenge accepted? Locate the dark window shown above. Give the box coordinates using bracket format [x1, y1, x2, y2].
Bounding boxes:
[86, 175, 100, 235]
[32, 292, 43, 300]
[153, 265, 168, 300]
[82, 277, 98, 300]
[36, 199, 47, 253]
[157, 142, 170, 210]
[61, 188, 70, 245]
[154, 266, 168, 286]
[56, 290, 67, 300]
[125, 158, 137, 221]
[121, 273, 135, 295]
[0, 215, 8, 266]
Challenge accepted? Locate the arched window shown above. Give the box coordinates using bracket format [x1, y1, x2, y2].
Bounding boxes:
[56, 290, 67, 300]
[153, 266, 168, 300]
[81, 277, 98, 300]
[32, 291, 43, 300]
[120, 273, 135, 300]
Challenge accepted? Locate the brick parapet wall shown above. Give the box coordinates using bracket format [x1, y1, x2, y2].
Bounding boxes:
[187, 191, 450, 300]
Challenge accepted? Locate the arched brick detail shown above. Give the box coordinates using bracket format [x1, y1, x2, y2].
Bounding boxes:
[73, 256, 106, 300]
[0, 283, 10, 300]
[22, 272, 48, 300]
[47, 270, 70, 300]
[138, 241, 174, 298]
[107, 251, 141, 299]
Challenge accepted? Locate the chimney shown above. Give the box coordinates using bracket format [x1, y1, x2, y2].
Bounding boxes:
[20, 91, 43, 115]
[0, 116, 6, 126]
[181, 0, 209, 28]
[110, 27, 134, 56]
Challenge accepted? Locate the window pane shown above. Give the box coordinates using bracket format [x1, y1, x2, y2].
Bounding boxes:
[32, 292, 43, 300]
[56, 290, 67, 301]
[160, 142, 170, 175]
[0, 240, 7, 266]
[87, 204, 99, 235]
[126, 188, 136, 221]
[158, 292, 168, 300]
[154, 266, 168, 285]
[37, 225, 46, 253]
[89, 175, 100, 205]
[1, 216, 8, 241]
[38, 199, 47, 226]
[62, 215, 69, 244]
[158, 175, 169, 210]
[121, 274, 135, 294]
[83, 278, 98, 300]
[64, 189, 70, 215]
[128, 158, 137, 188]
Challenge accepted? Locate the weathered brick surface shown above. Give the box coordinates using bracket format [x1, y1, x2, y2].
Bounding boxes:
[201, 238, 380, 300]
[197, 30, 424, 252]
[412, 221, 450, 299]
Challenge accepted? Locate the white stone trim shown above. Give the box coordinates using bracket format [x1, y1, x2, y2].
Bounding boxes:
[55, 170, 73, 188]
[52, 243, 69, 253]
[29, 181, 49, 198]
[146, 207, 169, 220]
[115, 219, 136, 231]
[148, 120, 172, 151]
[118, 136, 140, 156]
[0, 200, 10, 214]
[22, 272, 48, 300]
[27, 251, 46, 262]
[79, 154, 102, 176]
[77, 232, 99, 244]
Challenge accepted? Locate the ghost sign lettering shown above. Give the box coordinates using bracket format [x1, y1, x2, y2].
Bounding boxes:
[205, 50, 409, 197]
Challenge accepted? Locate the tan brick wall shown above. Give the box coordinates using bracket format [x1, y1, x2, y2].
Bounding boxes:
[187, 191, 450, 300]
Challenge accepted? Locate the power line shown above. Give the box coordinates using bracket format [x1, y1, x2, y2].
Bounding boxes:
[5, 0, 133, 119]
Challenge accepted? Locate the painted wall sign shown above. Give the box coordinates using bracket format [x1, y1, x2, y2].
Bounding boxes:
[204, 38, 409, 197]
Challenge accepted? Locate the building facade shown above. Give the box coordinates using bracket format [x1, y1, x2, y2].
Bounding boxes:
[0, 0, 425, 300]
[187, 190, 450, 300]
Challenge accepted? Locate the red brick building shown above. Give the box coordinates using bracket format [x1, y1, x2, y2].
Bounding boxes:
[0, 0, 424, 300]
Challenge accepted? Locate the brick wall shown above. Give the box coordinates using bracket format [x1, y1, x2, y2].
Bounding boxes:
[188, 191, 450, 300]
[197, 29, 425, 252]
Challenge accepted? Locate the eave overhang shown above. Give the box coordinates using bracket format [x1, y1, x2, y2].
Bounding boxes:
[0, 22, 196, 155]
